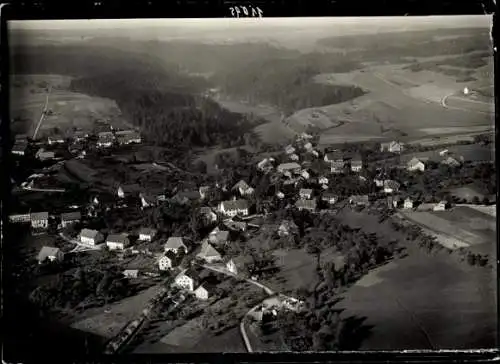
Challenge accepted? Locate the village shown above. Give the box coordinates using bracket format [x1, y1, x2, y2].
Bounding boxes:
[8, 122, 495, 353]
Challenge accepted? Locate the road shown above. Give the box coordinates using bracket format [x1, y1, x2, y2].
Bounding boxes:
[33, 86, 51, 139]
[59, 232, 102, 253]
[441, 93, 493, 115]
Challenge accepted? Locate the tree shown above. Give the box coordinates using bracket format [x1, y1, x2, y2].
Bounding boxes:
[195, 160, 207, 174]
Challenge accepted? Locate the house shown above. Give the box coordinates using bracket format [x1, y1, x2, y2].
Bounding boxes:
[318, 176, 329, 185]
[407, 157, 426, 172]
[257, 158, 274, 172]
[224, 258, 238, 274]
[233, 180, 254, 196]
[208, 227, 230, 246]
[324, 150, 344, 163]
[12, 141, 27, 156]
[404, 197, 414, 209]
[199, 186, 211, 200]
[387, 196, 401, 209]
[9, 213, 31, 224]
[73, 130, 88, 142]
[380, 141, 404, 153]
[289, 154, 299, 161]
[350, 160, 363, 172]
[349, 195, 369, 206]
[30, 212, 49, 229]
[298, 132, 313, 140]
[277, 162, 302, 174]
[300, 170, 311, 180]
[139, 193, 156, 209]
[295, 199, 317, 212]
[276, 191, 285, 199]
[158, 250, 179, 271]
[374, 175, 386, 187]
[117, 186, 125, 198]
[157, 194, 167, 202]
[218, 199, 249, 217]
[383, 180, 401, 194]
[441, 156, 461, 167]
[196, 240, 222, 263]
[48, 135, 65, 145]
[304, 142, 313, 151]
[138, 227, 157, 242]
[439, 149, 449, 156]
[115, 130, 141, 145]
[106, 233, 130, 250]
[37, 246, 64, 264]
[60, 211, 81, 228]
[171, 190, 202, 205]
[285, 145, 296, 155]
[123, 269, 139, 278]
[321, 193, 338, 205]
[164, 237, 188, 254]
[199, 207, 218, 224]
[97, 132, 114, 147]
[174, 268, 200, 292]
[278, 220, 299, 237]
[223, 220, 248, 232]
[433, 200, 450, 211]
[194, 285, 210, 300]
[80, 228, 104, 246]
[36, 149, 55, 161]
[299, 188, 313, 199]
[330, 160, 345, 173]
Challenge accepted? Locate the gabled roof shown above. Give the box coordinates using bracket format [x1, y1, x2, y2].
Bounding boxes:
[383, 180, 401, 190]
[165, 237, 187, 251]
[210, 228, 229, 242]
[349, 195, 369, 203]
[299, 188, 313, 195]
[322, 192, 338, 199]
[295, 199, 317, 209]
[31, 212, 49, 220]
[279, 219, 298, 230]
[197, 241, 222, 260]
[233, 180, 250, 191]
[61, 211, 81, 221]
[408, 157, 424, 166]
[277, 162, 301, 170]
[221, 199, 249, 211]
[107, 233, 129, 245]
[37, 246, 61, 262]
[139, 227, 157, 236]
[80, 228, 100, 239]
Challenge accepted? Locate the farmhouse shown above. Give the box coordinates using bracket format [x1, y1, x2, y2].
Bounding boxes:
[158, 250, 179, 271]
[330, 161, 345, 173]
[115, 130, 141, 145]
[233, 180, 255, 196]
[295, 199, 317, 212]
[106, 233, 130, 250]
[97, 132, 114, 147]
[12, 141, 27, 156]
[36, 149, 55, 161]
[299, 188, 313, 199]
[208, 227, 230, 246]
[324, 150, 344, 163]
[433, 200, 450, 211]
[404, 197, 414, 209]
[380, 141, 404, 153]
[407, 157, 426, 172]
[37, 246, 64, 264]
[196, 241, 222, 263]
[60, 211, 81, 228]
[30, 212, 49, 230]
[123, 269, 139, 278]
[80, 228, 104, 246]
[383, 180, 401, 194]
[349, 195, 369, 206]
[174, 268, 200, 292]
[138, 227, 157, 242]
[321, 192, 338, 205]
[277, 162, 301, 174]
[218, 199, 249, 217]
[164, 237, 189, 254]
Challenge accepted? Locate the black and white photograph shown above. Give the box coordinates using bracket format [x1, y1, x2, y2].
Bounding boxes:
[4, 15, 496, 357]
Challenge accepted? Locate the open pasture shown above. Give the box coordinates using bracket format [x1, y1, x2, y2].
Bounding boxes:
[400, 143, 495, 163]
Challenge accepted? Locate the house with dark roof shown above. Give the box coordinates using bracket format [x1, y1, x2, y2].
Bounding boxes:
[138, 227, 157, 242]
[79, 228, 104, 246]
[218, 199, 249, 217]
[174, 268, 202, 292]
[106, 233, 130, 250]
[383, 180, 401, 194]
[164, 237, 189, 254]
[12, 140, 27, 156]
[31, 212, 49, 229]
[37, 246, 64, 264]
[60, 211, 81, 228]
[199, 207, 218, 224]
[208, 227, 230, 246]
[380, 141, 403, 153]
[321, 192, 338, 205]
[232, 180, 254, 196]
[330, 160, 345, 173]
[299, 188, 313, 199]
[323, 150, 344, 163]
[278, 220, 299, 237]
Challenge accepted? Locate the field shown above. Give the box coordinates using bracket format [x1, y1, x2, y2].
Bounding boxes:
[400, 143, 495, 163]
[334, 210, 496, 350]
[10, 74, 132, 138]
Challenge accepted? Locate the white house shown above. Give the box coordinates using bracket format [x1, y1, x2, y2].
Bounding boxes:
[194, 285, 209, 300]
[48, 135, 65, 145]
[301, 170, 310, 180]
[233, 180, 254, 196]
[196, 241, 222, 263]
[106, 233, 129, 250]
[60, 211, 81, 228]
[174, 270, 197, 292]
[123, 269, 139, 278]
[441, 157, 461, 167]
[295, 199, 317, 212]
[199, 186, 211, 200]
[97, 132, 114, 147]
[318, 176, 329, 185]
[30, 212, 49, 229]
[321, 193, 338, 205]
[158, 251, 178, 271]
[37, 246, 64, 264]
[117, 186, 125, 199]
[299, 188, 313, 199]
[218, 199, 249, 217]
[138, 227, 157, 242]
[407, 157, 425, 172]
[404, 197, 414, 209]
[289, 154, 299, 161]
[209, 227, 230, 246]
[350, 160, 363, 172]
[225, 258, 238, 274]
[9, 213, 31, 224]
[439, 149, 449, 156]
[324, 151, 344, 163]
[330, 161, 345, 173]
[278, 220, 299, 237]
[276, 191, 285, 199]
[380, 141, 404, 153]
[80, 228, 104, 246]
[36, 150, 55, 161]
[139, 193, 156, 209]
[433, 200, 449, 211]
[164, 237, 188, 254]
[304, 142, 313, 151]
[285, 145, 296, 155]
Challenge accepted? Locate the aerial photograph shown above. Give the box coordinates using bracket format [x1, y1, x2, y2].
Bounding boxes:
[4, 15, 496, 357]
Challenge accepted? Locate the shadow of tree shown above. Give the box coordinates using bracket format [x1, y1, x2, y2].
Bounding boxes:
[338, 315, 374, 351]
